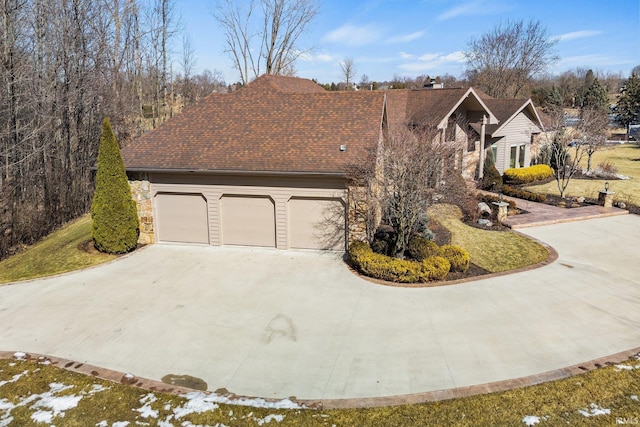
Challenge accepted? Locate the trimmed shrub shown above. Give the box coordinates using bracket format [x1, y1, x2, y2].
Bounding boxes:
[407, 236, 442, 261]
[503, 164, 554, 184]
[421, 256, 451, 281]
[441, 245, 470, 273]
[348, 241, 422, 282]
[502, 185, 547, 203]
[91, 118, 139, 254]
[348, 241, 451, 283]
[482, 151, 503, 191]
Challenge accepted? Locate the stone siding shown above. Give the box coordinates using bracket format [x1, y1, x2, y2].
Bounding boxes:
[128, 173, 154, 244]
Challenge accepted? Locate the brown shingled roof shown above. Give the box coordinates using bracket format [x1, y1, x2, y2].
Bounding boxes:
[482, 98, 543, 135]
[122, 75, 384, 174]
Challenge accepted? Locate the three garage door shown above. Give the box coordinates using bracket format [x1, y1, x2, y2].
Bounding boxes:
[154, 192, 345, 250]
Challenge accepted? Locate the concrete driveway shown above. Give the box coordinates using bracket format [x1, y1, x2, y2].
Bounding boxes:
[1, 214, 640, 404]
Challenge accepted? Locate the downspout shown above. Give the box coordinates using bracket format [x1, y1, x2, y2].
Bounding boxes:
[478, 115, 487, 179]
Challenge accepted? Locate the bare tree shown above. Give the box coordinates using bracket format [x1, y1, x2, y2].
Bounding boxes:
[464, 20, 559, 98]
[339, 57, 356, 89]
[178, 34, 197, 105]
[212, 0, 318, 84]
[579, 107, 610, 172]
[347, 124, 459, 259]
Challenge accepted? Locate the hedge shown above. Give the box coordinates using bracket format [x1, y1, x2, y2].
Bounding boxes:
[441, 244, 470, 273]
[503, 164, 554, 185]
[502, 185, 547, 203]
[348, 240, 468, 283]
[407, 236, 442, 261]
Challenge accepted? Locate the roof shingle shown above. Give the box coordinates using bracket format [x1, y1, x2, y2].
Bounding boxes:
[122, 76, 384, 174]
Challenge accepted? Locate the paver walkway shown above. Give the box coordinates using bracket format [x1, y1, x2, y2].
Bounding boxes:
[478, 191, 628, 228]
[1, 214, 640, 407]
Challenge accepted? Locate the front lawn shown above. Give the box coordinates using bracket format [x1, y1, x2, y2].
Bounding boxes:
[0, 215, 116, 284]
[526, 144, 640, 205]
[428, 204, 549, 273]
[1, 354, 639, 426]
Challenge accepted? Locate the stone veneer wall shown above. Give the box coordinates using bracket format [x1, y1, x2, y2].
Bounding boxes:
[347, 185, 380, 244]
[128, 173, 154, 244]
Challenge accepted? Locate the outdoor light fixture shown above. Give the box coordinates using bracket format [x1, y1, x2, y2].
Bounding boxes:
[605, 181, 610, 192]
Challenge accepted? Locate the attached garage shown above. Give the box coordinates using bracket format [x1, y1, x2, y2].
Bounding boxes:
[220, 195, 276, 247]
[155, 193, 209, 244]
[288, 198, 345, 250]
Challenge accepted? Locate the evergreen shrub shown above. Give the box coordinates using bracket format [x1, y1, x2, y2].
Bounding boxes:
[441, 245, 470, 273]
[91, 118, 139, 254]
[503, 164, 554, 184]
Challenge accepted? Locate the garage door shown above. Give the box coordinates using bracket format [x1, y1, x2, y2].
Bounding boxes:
[220, 195, 276, 247]
[155, 193, 209, 244]
[288, 198, 345, 250]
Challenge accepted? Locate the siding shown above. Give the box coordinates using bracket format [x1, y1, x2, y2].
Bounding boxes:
[492, 111, 540, 173]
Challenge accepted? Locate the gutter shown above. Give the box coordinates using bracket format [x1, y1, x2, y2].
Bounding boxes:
[125, 167, 347, 179]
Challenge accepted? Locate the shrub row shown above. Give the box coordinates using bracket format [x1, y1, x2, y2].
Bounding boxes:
[348, 241, 451, 283]
[502, 185, 547, 202]
[503, 164, 554, 185]
[406, 237, 470, 273]
[476, 193, 516, 211]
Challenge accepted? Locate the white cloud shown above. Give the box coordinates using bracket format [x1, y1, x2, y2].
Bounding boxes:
[437, 0, 485, 20]
[399, 51, 416, 60]
[298, 51, 334, 63]
[399, 50, 466, 72]
[386, 31, 426, 44]
[322, 23, 384, 47]
[554, 30, 603, 42]
[437, 0, 512, 21]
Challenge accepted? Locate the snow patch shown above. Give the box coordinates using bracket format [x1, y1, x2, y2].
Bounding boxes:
[96, 421, 108, 427]
[522, 415, 540, 425]
[615, 364, 633, 371]
[13, 352, 26, 360]
[256, 414, 285, 425]
[631, 395, 639, 401]
[178, 391, 303, 409]
[112, 422, 130, 427]
[578, 403, 611, 417]
[0, 370, 28, 387]
[173, 392, 219, 418]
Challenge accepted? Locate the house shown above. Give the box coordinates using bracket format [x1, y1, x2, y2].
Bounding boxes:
[478, 95, 544, 174]
[122, 75, 541, 251]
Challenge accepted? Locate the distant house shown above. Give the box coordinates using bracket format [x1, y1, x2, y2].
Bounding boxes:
[122, 75, 542, 251]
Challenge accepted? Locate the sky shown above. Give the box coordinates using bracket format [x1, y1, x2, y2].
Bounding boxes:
[173, 0, 640, 85]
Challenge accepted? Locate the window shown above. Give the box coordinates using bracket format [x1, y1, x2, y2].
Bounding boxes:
[510, 144, 527, 169]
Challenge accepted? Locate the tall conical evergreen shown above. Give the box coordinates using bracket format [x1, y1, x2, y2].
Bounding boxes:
[91, 118, 139, 254]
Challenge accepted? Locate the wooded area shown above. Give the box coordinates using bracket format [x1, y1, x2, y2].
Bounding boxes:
[0, 0, 224, 260]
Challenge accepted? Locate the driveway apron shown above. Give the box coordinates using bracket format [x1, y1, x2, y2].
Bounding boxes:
[0, 214, 639, 401]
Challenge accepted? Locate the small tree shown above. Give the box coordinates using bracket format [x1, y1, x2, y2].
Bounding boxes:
[481, 148, 503, 191]
[346, 123, 460, 259]
[616, 71, 640, 139]
[583, 78, 608, 111]
[91, 118, 139, 254]
[340, 57, 356, 89]
[549, 129, 586, 198]
[579, 106, 609, 172]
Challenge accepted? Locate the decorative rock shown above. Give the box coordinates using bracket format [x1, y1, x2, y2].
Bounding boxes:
[477, 219, 493, 227]
[477, 202, 492, 216]
[576, 196, 585, 203]
[616, 201, 626, 209]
